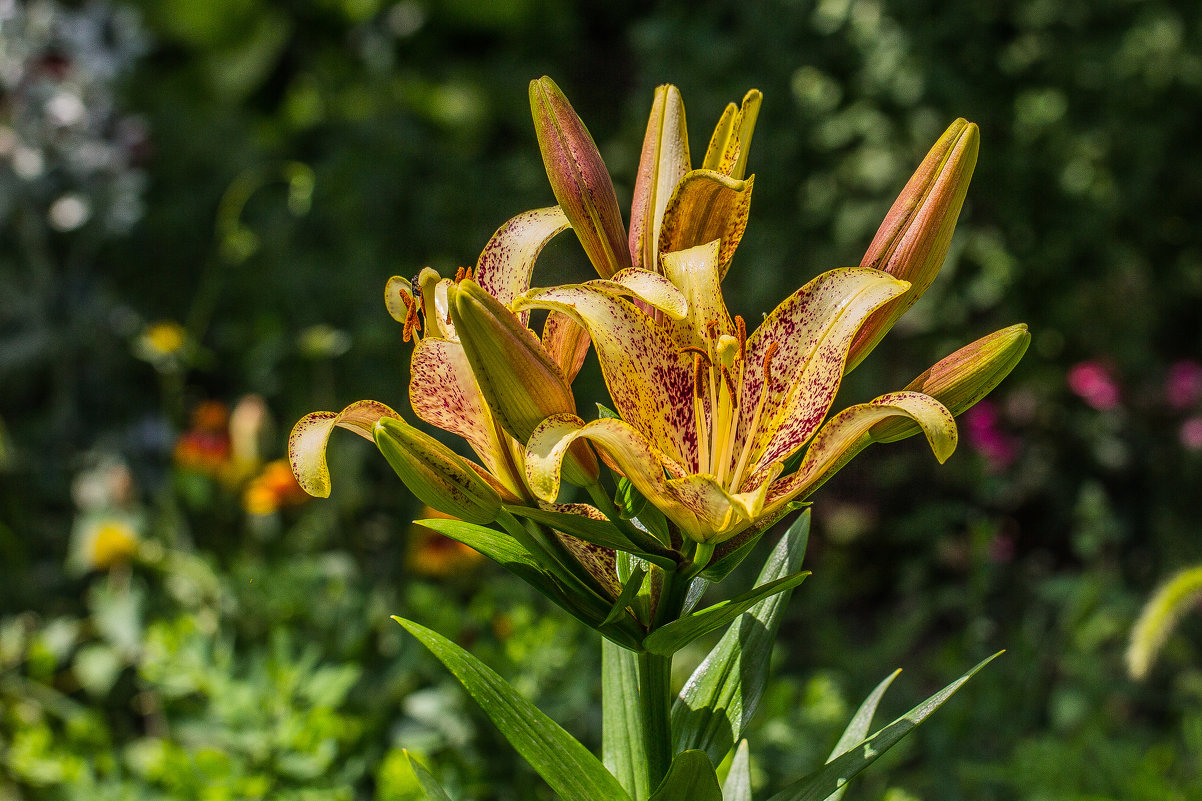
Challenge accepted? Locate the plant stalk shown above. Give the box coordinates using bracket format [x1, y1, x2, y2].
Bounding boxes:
[637, 650, 673, 789]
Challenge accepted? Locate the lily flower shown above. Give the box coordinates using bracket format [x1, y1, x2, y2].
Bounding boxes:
[518, 239, 958, 545]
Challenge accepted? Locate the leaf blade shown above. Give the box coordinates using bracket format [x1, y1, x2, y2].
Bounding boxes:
[648, 750, 722, 801]
[395, 616, 632, 801]
[603, 639, 651, 801]
[672, 511, 811, 762]
[767, 652, 1003, 801]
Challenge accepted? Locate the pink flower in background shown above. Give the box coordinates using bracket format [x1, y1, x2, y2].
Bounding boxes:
[1180, 417, 1202, 451]
[964, 401, 1019, 470]
[1165, 360, 1202, 410]
[1067, 361, 1121, 410]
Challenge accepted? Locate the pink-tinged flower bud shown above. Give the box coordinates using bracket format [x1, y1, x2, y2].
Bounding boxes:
[848, 118, 980, 371]
[871, 324, 1030, 443]
[450, 280, 599, 484]
[529, 76, 631, 279]
[629, 84, 690, 274]
[374, 417, 502, 525]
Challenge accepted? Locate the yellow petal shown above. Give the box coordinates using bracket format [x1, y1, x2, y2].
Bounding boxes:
[288, 400, 400, 498]
[526, 415, 769, 544]
[660, 240, 732, 343]
[701, 89, 762, 180]
[475, 205, 570, 319]
[542, 311, 591, 384]
[658, 170, 754, 279]
[515, 284, 697, 467]
[764, 391, 957, 514]
[740, 267, 910, 478]
[629, 84, 690, 274]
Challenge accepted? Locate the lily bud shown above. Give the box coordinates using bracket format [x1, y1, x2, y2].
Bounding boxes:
[847, 118, 980, 371]
[373, 417, 502, 525]
[629, 84, 690, 274]
[871, 324, 1030, 443]
[530, 76, 631, 279]
[450, 280, 599, 484]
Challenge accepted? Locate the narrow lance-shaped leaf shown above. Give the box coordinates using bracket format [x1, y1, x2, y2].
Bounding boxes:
[643, 571, 809, 656]
[673, 512, 811, 763]
[723, 740, 753, 801]
[648, 750, 722, 801]
[405, 752, 454, 801]
[765, 652, 1003, 801]
[394, 616, 633, 801]
[603, 639, 651, 801]
[506, 504, 679, 569]
[822, 669, 901, 801]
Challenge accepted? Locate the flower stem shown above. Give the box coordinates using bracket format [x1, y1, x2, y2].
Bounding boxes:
[637, 650, 673, 789]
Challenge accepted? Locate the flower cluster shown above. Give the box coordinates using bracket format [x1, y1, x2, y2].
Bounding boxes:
[289, 77, 1028, 649]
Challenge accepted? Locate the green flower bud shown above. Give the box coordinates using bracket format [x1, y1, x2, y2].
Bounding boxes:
[374, 417, 502, 525]
[871, 324, 1030, 443]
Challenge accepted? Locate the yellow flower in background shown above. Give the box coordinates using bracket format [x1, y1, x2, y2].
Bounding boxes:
[134, 320, 192, 372]
[68, 514, 141, 573]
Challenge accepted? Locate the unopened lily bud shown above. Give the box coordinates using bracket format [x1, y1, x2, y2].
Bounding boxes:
[847, 118, 980, 371]
[374, 417, 502, 525]
[450, 280, 599, 484]
[871, 324, 1030, 443]
[629, 84, 690, 274]
[530, 76, 631, 279]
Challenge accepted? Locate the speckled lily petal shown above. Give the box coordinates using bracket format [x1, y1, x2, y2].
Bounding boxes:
[701, 89, 761, 181]
[763, 391, 957, 516]
[660, 240, 732, 344]
[288, 400, 400, 498]
[658, 170, 753, 279]
[740, 267, 910, 481]
[408, 337, 517, 489]
[475, 205, 570, 322]
[526, 415, 777, 544]
[515, 285, 696, 467]
[542, 311, 591, 383]
[629, 84, 690, 274]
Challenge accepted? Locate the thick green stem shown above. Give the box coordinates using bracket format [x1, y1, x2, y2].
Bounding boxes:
[637, 650, 673, 789]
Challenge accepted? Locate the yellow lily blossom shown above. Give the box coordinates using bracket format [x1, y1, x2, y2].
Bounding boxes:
[512, 86, 1008, 546]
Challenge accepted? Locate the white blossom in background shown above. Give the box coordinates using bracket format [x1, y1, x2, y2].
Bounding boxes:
[0, 0, 147, 234]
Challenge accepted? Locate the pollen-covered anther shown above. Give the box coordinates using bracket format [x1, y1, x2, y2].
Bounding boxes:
[397, 288, 423, 343]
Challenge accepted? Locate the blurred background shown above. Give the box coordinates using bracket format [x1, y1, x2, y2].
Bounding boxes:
[2, 1, 1200, 799]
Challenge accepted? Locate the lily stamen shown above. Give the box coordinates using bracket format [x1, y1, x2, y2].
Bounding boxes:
[730, 341, 779, 490]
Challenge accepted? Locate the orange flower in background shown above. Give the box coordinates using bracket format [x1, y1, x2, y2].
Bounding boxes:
[173, 400, 232, 474]
[243, 459, 309, 516]
[407, 507, 485, 578]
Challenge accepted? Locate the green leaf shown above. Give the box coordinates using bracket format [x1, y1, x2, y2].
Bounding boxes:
[648, 750, 722, 801]
[602, 565, 648, 627]
[673, 511, 811, 763]
[822, 670, 901, 801]
[394, 617, 632, 801]
[603, 639, 650, 801]
[723, 740, 753, 801]
[617, 476, 671, 544]
[506, 505, 678, 569]
[643, 570, 809, 656]
[405, 751, 453, 801]
[766, 652, 1004, 801]
[415, 518, 612, 635]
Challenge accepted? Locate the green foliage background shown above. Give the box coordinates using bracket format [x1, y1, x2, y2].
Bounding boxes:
[2, 0, 1200, 799]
